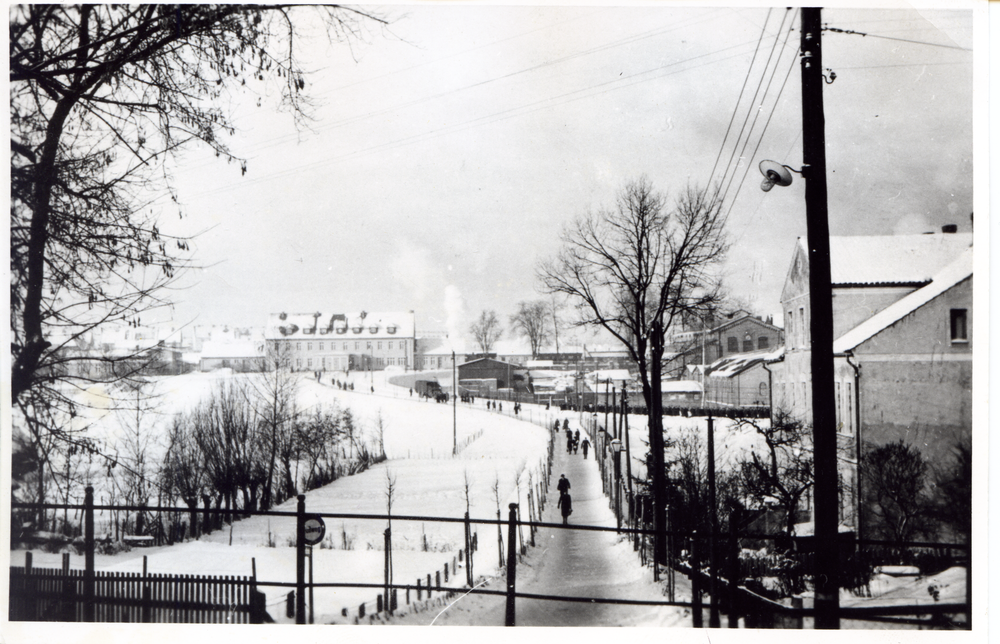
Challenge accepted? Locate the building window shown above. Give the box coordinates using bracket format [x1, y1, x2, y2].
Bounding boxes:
[388, 341, 393, 350]
[366, 341, 372, 350]
[742, 333, 753, 352]
[354, 342, 359, 350]
[296, 359, 302, 368]
[319, 342, 324, 351]
[950, 308, 968, 342]
[727, 337, 738, 353]
[798, 307, 805, 344]
[307, 342, 312, 351]
[343, 342, 349, 351]
[296, 342, 301, 351]
[377, 341, 382, 350]
[758, 336, 769, 350]
[308, 358, 313, 368]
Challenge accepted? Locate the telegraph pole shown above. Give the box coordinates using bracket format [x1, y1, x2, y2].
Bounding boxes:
[452, 350, 457, 455]
[800, 7, 840, 629]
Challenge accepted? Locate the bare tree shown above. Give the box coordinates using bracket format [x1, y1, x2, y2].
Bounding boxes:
[249, 342, 300, 510]
[9, 5, 386, 437]
[470, 310, 503, 355]
[510, 301, 551, 358]
[538, 177, 727, 563]
[734, 411, 815, 536]
[860, 440, 932, 546]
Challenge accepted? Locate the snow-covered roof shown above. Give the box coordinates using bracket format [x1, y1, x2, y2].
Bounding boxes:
[827, 233, 972, 286]
[660, 380, 703, 393]
[199, 340, 264, 360]
[585, 369, 633, 384]
[265, 311, 415, 340]
[834, 247, 972, 354]
[708, 349, 783, 378]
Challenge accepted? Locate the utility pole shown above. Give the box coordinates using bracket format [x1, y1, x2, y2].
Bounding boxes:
[800, 7, 840, 629]
[452, 350, 457, 455]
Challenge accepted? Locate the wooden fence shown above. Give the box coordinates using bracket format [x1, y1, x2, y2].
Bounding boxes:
[9, 565, 263, 623]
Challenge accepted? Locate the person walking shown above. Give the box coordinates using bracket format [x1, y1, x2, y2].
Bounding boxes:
[557, 474, 570, 496]
[558, 491, 573, 525]
[581, 437, 590, 459]
[566, 434, 574, 455]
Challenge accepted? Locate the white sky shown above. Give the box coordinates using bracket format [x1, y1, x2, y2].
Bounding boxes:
[155, 3, 976, 337]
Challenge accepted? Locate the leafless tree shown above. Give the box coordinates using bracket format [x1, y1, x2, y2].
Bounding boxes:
[9, 5, 386, 445]
[734, 411, 815, 536]
[510, 301, 551, 358]
[249, 342, 300, 510]
[538, 176, 728, 563]
[470, 310, 503, 354]
[860, 440, 932, 546]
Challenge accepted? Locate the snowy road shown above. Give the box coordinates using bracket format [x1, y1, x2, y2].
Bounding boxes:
[386, 418, 690, 627]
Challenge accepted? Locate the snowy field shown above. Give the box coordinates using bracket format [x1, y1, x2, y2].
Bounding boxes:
[12, 369, 557, 623]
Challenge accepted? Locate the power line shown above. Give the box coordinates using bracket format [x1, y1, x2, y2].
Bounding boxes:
[180, 36, 771, 203]
[716, 10, 796, 210]
[722, 33, 799, 228]
[706, 8, 773, 199]
[822, 26, 971, 51]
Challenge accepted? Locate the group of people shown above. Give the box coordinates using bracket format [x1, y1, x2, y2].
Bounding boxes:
[560, 427, 590, 459]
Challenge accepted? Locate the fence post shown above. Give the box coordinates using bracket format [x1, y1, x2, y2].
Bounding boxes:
[465, 511, 474, 586]
[427, 574, 432, 597]
[435, 570, 441, 591]
[505, 503, 518, 627]
[384, 528, 391, 615]
[691, 530, 703, 628]
[295, 495, 306, 624]
[416, 578, 422, 601]
[84, 485, 95, 623]
[444, 562, 449, 583]
[141, 585, 152, 623]
[63, 571, 77, 622]
[728, 509, 740, 628]
[497, 510, 505, 569]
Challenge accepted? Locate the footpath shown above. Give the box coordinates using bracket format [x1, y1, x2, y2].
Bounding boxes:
[384, 416, 690, 626]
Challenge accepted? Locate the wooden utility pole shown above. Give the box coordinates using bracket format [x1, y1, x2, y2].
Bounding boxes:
[800, 7, 840, 629]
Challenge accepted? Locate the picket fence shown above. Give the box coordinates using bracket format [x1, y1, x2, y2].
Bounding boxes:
[9, 565, 263, 623]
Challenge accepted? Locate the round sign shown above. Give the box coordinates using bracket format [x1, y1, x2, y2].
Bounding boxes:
[303, 515, 326, 546]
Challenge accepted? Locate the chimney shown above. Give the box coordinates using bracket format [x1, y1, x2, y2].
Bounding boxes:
[942, 224, 958, 233]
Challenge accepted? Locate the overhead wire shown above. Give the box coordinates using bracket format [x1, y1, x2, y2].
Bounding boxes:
[722, 25, 800, 230]
[716, 9, 795, 210]
[706, 7, 772, 200]
[182, 34, 772, 202]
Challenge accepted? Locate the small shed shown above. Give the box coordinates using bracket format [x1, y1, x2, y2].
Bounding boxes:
[457, 357, 531, 392]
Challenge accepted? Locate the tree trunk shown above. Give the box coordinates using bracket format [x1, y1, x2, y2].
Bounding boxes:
[649, 321, 667, 565]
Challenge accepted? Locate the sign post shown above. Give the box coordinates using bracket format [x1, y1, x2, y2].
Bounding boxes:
[302, 514, 325, 624]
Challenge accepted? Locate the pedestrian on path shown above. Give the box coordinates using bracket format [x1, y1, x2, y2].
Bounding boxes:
[557, 474, 570, 496]
[566, 435, 574, 454]
[558, 491, 573, 525]
[581, 437, 590, 459]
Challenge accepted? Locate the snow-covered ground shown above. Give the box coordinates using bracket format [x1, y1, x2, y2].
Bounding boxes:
[12, 369, 557, 623]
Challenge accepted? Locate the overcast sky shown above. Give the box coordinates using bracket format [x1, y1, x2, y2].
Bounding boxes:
[156, 3, 976, 340]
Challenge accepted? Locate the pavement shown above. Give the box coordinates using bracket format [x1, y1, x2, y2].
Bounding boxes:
[381, 416, 690, 626]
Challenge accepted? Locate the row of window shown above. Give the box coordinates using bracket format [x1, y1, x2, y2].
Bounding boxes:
[726, 335, 769, 353]
[295, 340, 409, 353]
[296, 356, 407, 369]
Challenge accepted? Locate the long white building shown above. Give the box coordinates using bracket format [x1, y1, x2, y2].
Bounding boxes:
[264, 310, 416, 372]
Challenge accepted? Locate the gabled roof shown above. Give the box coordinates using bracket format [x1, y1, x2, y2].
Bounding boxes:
[834, 247, 972, 353]
[710, 313, 782, 335]
[829, 233, 972, 286]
